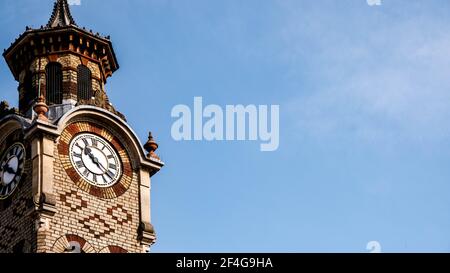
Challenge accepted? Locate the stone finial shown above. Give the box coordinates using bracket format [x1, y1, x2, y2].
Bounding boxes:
[33, 96, 49, 121]
[144, 132, 160, 160]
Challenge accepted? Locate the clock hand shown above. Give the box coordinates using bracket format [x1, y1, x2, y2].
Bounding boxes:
[84, 146, 92, 156]
[94, 159, 111, 178]
[84, 147, 99, 164]
[91, 155, 107, 171]
[5, 166, 16, 175]
[2, 163, 16, 175]
[84, 147, 107, 172]
[97, 162, 106, 172]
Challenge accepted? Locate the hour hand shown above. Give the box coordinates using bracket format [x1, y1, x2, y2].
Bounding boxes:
[84, 147, 105, 169]
[84, 147, 98, 162]
[2, 163, 16, 175]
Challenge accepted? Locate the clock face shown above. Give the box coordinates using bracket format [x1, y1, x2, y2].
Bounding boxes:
[60, 122, 134, 199]
[0, 143, 25, 199]
[69, 133, 122, 188]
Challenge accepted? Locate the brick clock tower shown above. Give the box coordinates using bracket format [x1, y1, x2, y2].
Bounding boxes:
[0, 0, 164, 253]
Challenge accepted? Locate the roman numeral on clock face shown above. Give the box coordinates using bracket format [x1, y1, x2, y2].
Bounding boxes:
[91, 138, 98, 147]
[82, 138, 89, 147]
[16, 149, 23, 160]
[9, 181, 15, 191]
[0, 186, 7, 196]
[75, 161, 84, 168]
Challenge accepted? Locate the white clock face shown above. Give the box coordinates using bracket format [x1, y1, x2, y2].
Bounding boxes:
[69, 133, 122, 188]
[0, 143, 25, 199]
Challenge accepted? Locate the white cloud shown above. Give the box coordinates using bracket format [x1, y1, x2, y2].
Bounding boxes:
[367, 0, 382, 6]
[68, 0, 81, 5]
[281, 3, 450, 143]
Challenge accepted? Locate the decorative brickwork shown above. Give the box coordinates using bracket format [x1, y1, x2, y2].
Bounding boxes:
[41, 119, 144, 253]
[60, 190, 88, 211]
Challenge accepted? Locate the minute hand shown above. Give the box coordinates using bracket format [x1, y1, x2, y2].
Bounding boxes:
[93, 156, 113, 179]
[84, 147, 107, 171]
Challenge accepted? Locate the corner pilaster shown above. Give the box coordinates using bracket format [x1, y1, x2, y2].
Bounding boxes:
[138, 168, 156, 247]
[25, 119, 60, 252]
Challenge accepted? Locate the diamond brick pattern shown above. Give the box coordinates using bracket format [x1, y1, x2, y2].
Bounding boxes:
[60, 190, 88, 212]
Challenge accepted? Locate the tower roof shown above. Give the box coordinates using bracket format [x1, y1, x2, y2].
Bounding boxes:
[47, 0, 77, 28]
[3, 0, 119, 82]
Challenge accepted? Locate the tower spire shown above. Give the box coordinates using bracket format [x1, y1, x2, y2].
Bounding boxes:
[47, 0, 77, 28]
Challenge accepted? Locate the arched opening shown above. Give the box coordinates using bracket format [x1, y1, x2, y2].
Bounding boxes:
[77, 65, 92, 100]
[45, 62, 63, 104]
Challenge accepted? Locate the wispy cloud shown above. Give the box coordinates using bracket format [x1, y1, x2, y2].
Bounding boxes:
[281, 2, 450, 142]
[68, 0, 81, 6]
[367, 0, 382, 6]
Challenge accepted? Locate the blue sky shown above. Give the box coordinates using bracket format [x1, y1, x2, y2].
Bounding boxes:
[1, 0, 450, 253]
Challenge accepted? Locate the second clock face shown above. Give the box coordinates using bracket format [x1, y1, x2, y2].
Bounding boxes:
[69, 133, 122, 188]
[0, 143, 25, 199]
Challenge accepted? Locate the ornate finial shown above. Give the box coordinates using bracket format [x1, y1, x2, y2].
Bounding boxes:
[144, 132, 160, 160]
[33, 96, 49, 121]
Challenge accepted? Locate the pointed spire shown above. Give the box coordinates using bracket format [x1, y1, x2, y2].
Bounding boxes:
[47, 0, 77, 28]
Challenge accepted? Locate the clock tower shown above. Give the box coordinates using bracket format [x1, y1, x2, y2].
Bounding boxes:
[0, 0, 164, 253]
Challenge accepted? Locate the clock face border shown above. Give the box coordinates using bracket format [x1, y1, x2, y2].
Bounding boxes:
[69, 133, 123, 188]
[58, 122, 134, 199]
[0, 142, 26, 200]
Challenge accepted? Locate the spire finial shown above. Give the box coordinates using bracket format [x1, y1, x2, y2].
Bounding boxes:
[33, 96, 49, 121]
[47, 0, 77, 28]
[144, 132, 160, 160]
